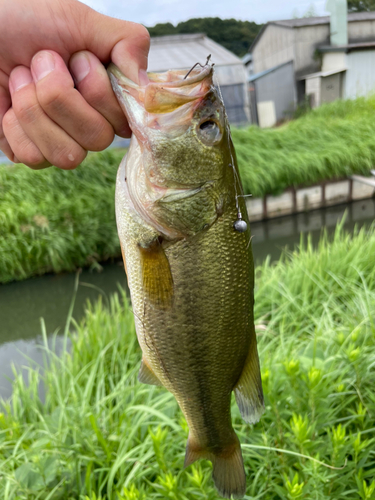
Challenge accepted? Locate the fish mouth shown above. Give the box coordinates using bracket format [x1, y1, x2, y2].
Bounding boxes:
[108, 61, 213, 86]
[108, 63, 214, 116]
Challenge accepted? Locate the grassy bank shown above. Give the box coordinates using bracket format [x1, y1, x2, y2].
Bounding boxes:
[0, 150, 123, 283]
[234, 97, 375, 197]
[1, 224, 374, 499]
[1, 96, 375, 283]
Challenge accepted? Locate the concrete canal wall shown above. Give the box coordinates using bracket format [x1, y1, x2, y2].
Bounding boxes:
[246, 174, 375, 221]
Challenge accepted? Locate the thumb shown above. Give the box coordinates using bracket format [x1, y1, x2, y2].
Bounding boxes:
[82, 9, 150, 84]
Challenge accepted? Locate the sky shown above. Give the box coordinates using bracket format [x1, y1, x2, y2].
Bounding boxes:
[79, 0, 331, 26]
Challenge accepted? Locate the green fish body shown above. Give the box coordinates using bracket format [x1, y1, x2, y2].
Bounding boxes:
[109, 63, 264, 499]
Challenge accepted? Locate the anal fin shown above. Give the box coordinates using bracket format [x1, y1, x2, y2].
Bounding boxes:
[138, 358, 162, 386]
[184, 434, 204, 468]
[234, 332, 265, 424]
[139, 239, 173, 308]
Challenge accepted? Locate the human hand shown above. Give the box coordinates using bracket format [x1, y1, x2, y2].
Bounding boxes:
[0, 0, 150, 169]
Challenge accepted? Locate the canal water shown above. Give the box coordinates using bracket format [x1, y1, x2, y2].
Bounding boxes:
[0, 198, 374, 399]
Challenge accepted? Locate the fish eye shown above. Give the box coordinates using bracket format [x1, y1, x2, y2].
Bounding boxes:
[198, 119, 221, 144]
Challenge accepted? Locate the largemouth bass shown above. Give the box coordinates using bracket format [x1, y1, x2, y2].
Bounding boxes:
[108, 61, 264, 499]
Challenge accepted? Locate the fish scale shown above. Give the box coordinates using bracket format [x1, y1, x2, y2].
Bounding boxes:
[110, 61, 264, 499]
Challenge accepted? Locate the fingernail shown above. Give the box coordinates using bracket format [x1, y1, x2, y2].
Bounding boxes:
[138, 69, 149, 86]
[70, 52, 91, 84]
[10, 67, 33, 93]
[32, 51, 55, 81]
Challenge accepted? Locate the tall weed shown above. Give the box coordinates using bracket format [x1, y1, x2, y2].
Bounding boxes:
[1, 224, 374, 499]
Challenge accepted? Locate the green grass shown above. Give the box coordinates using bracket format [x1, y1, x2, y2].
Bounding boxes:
[0, 150, 123, 283]
[2, 96, 375, 283]
[234, 96, 375, 197]
[1, 223, 374, 499]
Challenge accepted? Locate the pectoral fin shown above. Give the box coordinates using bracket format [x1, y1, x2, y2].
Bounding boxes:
[139, 240, 173, 307]
[234, 333, 265, 424]
[138, 358, 162, 386]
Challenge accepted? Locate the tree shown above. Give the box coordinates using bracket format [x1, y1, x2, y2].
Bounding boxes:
[303, 3, 317, 17]
[147, 18, 263, 57]
[292, 3, 317, 18]
[348, 0, 375, 11]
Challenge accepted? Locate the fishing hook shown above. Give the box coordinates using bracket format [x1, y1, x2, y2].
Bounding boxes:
[184, 54, 212, 79]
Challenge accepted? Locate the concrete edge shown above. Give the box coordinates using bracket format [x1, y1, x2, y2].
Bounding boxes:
[247, 176, 375, 221]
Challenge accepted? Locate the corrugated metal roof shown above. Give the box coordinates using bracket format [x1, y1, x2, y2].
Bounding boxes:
[250, 11, 375, 53]
[271, 15, 330, 28]
[148, 34, 242, 72]
[271, 11, 375, 28]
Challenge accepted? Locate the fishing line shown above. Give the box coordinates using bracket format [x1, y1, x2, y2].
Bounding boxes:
[184, 57, 253, 243]
[212, 66, 251, 236]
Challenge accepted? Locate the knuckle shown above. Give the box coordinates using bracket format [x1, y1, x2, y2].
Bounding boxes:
[37, 85, 68, 114]
[13, 97, 42, 125]
[136, 24, 151, 43]
[18, 147, 45, 168]
[82, 86, 108, 110]
[2, 108, 17, 132]
[2, 110, 44, 166]
[84, 122, 114, 151]
[126, 24, 150, 57]
[135, 26, 151, 54]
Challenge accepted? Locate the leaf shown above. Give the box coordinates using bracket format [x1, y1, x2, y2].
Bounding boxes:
[15, 463, 33, 486]
[42, 456, 59, 485]
[15, 462, 44, 490]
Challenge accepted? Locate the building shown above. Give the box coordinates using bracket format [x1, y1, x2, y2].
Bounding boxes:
[303, 42, 375, 107]
[148, 34, 250, 124]
[248, 61, 297, 126]
[302, 1, 375, 108]
[248, 3, 375, 124]
[250, 10, 375, 80]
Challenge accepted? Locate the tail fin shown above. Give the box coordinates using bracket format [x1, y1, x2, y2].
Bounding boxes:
[184, 434, 246, 499]
[211, 443, 246, 499]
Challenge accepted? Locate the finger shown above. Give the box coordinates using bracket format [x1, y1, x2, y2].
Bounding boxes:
[30, 50, 114, 151]
[82, 11, 150, 84]
[111, 24, 150, 85]
[69, 50, 131, 138]
[0, 70, 14, 161]
[9, 65, 87, 169]
[2, 107, 50, 169]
